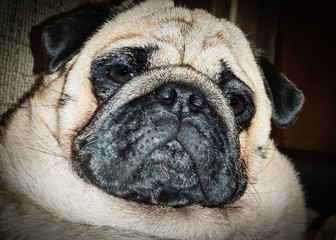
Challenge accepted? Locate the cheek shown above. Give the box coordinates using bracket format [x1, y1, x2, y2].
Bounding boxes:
[58, 71, 98, 156]
[249, 90, 272, 144]
[238, 94, 272, 174]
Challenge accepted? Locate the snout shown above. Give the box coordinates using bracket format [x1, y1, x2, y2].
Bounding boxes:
[72, 70, 247, 208]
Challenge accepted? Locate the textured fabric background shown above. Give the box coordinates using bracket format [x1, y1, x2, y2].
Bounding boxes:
[0, 0, 92, 115]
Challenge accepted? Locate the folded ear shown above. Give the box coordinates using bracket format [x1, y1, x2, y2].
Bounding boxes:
[258, 57, 304, 127]
[41, 2, 111, 73]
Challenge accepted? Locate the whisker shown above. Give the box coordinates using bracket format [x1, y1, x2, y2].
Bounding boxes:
[22, 145, 65, 158]
[18, 104, 59, 108]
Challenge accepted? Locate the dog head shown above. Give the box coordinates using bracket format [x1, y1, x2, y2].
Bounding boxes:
[40, 0, 304, 208]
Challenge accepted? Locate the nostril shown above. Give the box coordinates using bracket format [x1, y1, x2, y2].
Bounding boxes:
[155, 87, 176, 104]
[153, 83, 209, 113]
[189, 94, 205, 111]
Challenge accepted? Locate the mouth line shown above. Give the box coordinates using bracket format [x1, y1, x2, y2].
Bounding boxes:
[174, 140, 207, 202]
[121, 135, 178, 181]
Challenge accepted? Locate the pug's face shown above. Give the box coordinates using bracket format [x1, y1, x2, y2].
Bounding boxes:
[39, 0, 304, 210]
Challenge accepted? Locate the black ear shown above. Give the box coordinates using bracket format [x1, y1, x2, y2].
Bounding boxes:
[42, 2, 111, 73]
[258, 57, 304, 127]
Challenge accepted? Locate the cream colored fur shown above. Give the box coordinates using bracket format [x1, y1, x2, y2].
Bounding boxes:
[0, 0, 306, 239]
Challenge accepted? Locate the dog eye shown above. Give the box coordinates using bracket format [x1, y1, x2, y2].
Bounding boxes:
[106, 65, 134, 84]
[227, 94, 244, 116]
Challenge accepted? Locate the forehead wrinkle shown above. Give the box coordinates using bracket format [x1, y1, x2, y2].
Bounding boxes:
[178, 19, 238, 80]
[213, 26, 258, 89]
[208, 37, 254, 89]
[98, 18, 194, 63]
[177, 14, 257, 89]
[91, 6, 186, 58]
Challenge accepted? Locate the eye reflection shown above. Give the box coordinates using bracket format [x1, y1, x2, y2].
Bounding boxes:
[107, 65, 134, 84]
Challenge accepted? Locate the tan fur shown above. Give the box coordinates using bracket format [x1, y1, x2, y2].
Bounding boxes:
[0, 0, 307, 239]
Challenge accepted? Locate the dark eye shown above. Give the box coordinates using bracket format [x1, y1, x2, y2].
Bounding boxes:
[106, 65, 134, 84]
[227, 94, 244, 116]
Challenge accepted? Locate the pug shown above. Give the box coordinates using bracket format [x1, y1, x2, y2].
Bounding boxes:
[0, 0, 307, 239]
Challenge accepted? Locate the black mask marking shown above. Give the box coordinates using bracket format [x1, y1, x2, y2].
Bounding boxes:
[219, 63, 256, 131]
[90, 46, 156, 102]
[72, 82, 246, 208]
